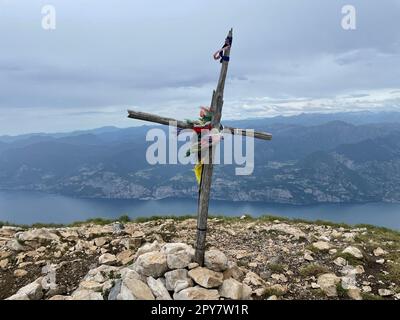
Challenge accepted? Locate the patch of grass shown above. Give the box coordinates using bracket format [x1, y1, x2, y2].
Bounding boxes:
[118, 215, 131, 223]
[133, 215, 196, 223]
[383, 262, 400, 285]
[361, 292, 384, 300]
[355, 227, 400, 248]
[70, 217, 114, 226]
[314, 220, 351, 229]
[299, 264, 330, 277]
[268, 263, 285, 273]
[1, 214, 400, 239]
[313, 289, 326, 299]
[31, 223, 66, 228]
[336, 283, 348, 299]
[264, 287, 286, 297]
[305, 244, 320, 254]
[0, 221, 27, 229]
[354, 223, 399, 235]
[258, 215, 289, 223]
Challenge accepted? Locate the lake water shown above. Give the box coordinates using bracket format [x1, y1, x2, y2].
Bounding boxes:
[0, 190, 399, 230]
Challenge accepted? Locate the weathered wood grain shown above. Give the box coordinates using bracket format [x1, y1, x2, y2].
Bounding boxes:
[127, 110, 272, 140]
[194, 29, 233, 265]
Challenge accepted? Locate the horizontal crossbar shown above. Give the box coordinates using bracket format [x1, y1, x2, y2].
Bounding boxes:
[127, 109, 272, 141]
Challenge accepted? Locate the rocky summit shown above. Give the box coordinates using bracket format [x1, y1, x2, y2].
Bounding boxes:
[0, 217, 399, 300]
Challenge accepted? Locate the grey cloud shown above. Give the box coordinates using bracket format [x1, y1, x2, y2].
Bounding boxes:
[0, 0, 399, 134]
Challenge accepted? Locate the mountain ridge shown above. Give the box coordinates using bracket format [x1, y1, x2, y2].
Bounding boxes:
[1, 112, 400, 204]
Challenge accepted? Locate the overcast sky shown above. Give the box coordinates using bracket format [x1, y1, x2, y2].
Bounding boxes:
[1, 0, 400, 135]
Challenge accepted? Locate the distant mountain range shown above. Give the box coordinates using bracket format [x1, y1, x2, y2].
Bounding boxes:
[1, 111, 400, 204]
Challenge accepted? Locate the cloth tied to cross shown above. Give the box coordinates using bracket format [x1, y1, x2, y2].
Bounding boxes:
[177, 107, 224, 185]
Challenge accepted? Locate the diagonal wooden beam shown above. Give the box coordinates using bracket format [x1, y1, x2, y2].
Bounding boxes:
[127, 109, 272, 141]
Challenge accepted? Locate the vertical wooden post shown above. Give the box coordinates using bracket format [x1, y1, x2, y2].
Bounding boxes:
[194, 29, 233, 265]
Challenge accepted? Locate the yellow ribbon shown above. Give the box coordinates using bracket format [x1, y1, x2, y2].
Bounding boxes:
[193, 163, 203, 185]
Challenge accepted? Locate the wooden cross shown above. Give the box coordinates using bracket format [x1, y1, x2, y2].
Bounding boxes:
[127, 29, 272, 265]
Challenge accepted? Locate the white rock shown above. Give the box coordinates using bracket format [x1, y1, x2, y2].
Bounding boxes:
[329, 249, 337, 255]
[376, 259, 385, 265]
[49, 295, 73, 300]
[362, 286, 372, 293]
[131, 230, 145, 238]
[118, 268, 143, 281]
[241, 284, 253, 300]
[173, 286, 220, 300]
[14, 269, 28, 277]
[0, 251, 11, 260]
[271, 273, 288, 283]
[72, 289, 103, 300]
[204, 250, 228, 272]
[265, 223, 306, 239]
[188, 262, 199, 270]
[7, 278, 43, 300]
[6, 293, 30, 300]
[268, 284, 288, 295]
[0, 258, 9, 269]
[341, 265, 364, 276]
[188, 267, 224, 289]
[134, 251, 168, 277]
[243, 271, 265, 287]
[41, 269, 59, 297]
[117, 278, 155, 300]
[378, 289, 393, 297]
[94, 237, 108, 247]
[167, 250, 193, 269]
[347, 288, 362, 300]
[79, 281, 104, 292]
[164, 269, 192, 291]
[107, 280, 122, 300]
[136, 241, 161, 257]
[17, 229, 60, 244]
[312, 241, 331, 251]
[254, 288, 266, 297]
[311, 283, 320, 289]
[219, 278, 243, 300]
[116, 250, 134, 265]
[6, 239, 27, 251]
[304, 253, 314, 262]
[333, 257, 347, 267]
[319, 236, 331, 242]
[331, 230, 342, 238]
[373, 247, 387, 257]
[341, 275, 357, 290]
[161, 243, 192, 255]
[343, 232, 356, 241]
[147, 277, 172, 300]
[58, 229, 80, 240]
[317, 273, 340, 297]
[342, 246, 363, 259]
[174, 280, 192, 293]
[98, 253, 117, 265]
